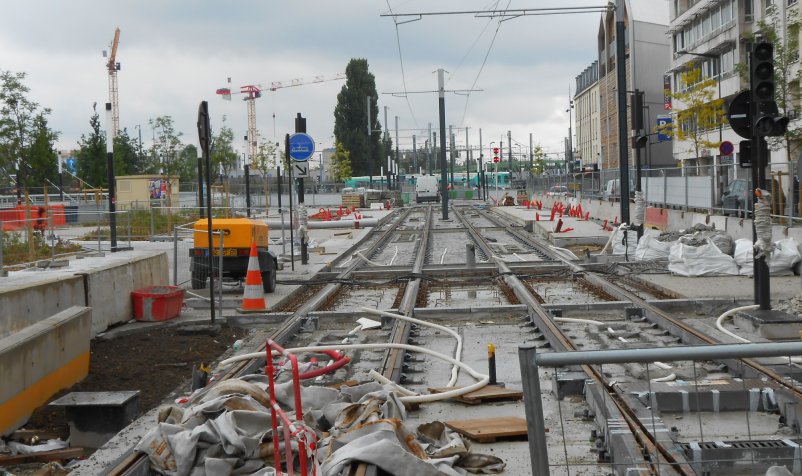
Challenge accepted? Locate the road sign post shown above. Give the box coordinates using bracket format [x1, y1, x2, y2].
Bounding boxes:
[290, 116, 314, 265]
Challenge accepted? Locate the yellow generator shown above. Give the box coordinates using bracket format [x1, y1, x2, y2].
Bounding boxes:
[189, 218, 278, 292]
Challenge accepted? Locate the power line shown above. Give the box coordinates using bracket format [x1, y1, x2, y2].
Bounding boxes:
[385, 0, 420, 128]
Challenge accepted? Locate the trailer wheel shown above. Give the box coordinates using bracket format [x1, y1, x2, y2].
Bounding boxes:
[262, 270, 276, 293]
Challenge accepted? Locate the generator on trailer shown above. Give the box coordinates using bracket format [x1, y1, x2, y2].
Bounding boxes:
[189, 218, 278, 292]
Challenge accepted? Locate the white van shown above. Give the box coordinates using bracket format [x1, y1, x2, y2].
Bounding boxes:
[603, 179, 635, 200]
[415, 175, 440, 203]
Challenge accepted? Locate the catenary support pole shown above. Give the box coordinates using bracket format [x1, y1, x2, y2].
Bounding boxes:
[367, 96, 373, 188]
[295, 114, 308, 265]
[615, 0, 631, 225]
[197, 101, 215, 324]
[105, 103, 118, 251]
[438, 69, 449, 219]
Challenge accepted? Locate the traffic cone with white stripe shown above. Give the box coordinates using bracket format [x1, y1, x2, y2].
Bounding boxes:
[239, 241, 267, 312]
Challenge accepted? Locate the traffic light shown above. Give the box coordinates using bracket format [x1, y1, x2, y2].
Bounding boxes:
[492, 147, 500, 163]
[751, 41, 789, 136]
[738, 140, 752, 169]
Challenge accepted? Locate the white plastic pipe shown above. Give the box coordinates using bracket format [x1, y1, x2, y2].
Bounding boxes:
[651, 373, 676, 382]
[362, 307, 463, 387]
[220, 343, 488, 404]
[715, 304, 759, 344]
[555, 317, 605, 326]
[440, 248, 448, 264]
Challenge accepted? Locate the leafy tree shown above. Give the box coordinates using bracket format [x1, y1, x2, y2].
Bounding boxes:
[149, 116, 183, 179]
[655, 67, 724, 163]
[112, 128, 140, 177]
[333, 59, 383, 177]
[330, 142, 352, 182]
[0, 70, 56, 193]
[252, 137, 279, 207]
[210, 125, 238, 185]
[27, 113, 59, 187]
[76, 110, 107, 187]
[175, 144, 198, 183]
[531, 144, 545, 175]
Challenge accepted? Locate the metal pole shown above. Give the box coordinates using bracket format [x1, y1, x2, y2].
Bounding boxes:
[518, 344, 550, 475]
[218, 232, 224, 311]
[0, 221, 5, 277]
[465, 126, 470, 192]
[507, 130, 512, 176]
[616, 0, 631, 224]
[127, 210, 131, 249]
[395, 115, 400, 192]
[197, 101, 215, 324]
[529, 132, 533, 169]
[449, 125, 455, 188]
[286, 135, 295, 271]
[173, 227, 178, 286]
[244, 164, 251, 217]
[277, 166, 286, 257]
[105, 103, 118, 252]
[412, 134, 417, 173]
[367, 96, 373, 188]
[197, 156, 204, 218]
[295, 113, 308, 265]
[438, 69, 449, 220]
[428, 123, 433, 173]
[479, 128, 484, 201]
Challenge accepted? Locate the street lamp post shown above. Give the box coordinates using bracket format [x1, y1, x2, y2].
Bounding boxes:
[490, 141, 498, 202]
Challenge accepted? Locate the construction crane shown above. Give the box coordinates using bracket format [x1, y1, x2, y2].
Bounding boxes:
[215, 74, 345, 166]
[103, 27, 121, 143]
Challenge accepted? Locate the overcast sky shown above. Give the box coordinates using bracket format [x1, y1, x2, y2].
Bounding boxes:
[0, 0, 630, 163]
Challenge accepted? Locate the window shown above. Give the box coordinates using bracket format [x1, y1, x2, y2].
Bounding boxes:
[744, 0, 753, 21]
[790, 0, 798, 5]
[712, 6, 722, 28]
[722, 0, 733, 22]
[702, 14, 712, 36]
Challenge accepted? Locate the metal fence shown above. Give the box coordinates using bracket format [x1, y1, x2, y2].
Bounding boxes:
[519, 340, 802, 475]
[527, 161, 802, 223]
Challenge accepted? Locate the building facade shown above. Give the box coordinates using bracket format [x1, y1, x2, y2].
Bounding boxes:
[668, 0, 801, 205]
[596, 0, 673, 171]
[575, 61, 602, 170]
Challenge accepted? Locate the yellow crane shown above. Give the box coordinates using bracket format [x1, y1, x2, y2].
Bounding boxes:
[103, 27, 121, 143]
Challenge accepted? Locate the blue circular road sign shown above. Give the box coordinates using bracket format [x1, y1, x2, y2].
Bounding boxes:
[289, 133, 315, 161]
[719, 140, 734, 156]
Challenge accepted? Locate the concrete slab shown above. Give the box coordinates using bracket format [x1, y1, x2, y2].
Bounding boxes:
[635, 274, 802, 302]
[492, 205, 611, 247]
[734, 309, 802, 340]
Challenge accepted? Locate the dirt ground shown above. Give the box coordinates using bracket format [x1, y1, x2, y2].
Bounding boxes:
[22, 325, 247, 439]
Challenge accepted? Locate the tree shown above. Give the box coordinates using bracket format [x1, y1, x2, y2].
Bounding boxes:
[175, 144, 198, 183]
[210, 125, 238, 185]
[333, 59, 383, 177]
[149, 116, 183, 179]
[76, 109, 107, 187]
[112, 128, 139, 177]
[330, 142, 352, 182]
[531, 144, 545, 175]
[656, 67, 724, 164]
[0, 70, 56, 193]
[252, 137, 279, 207]
[26, 113, 59, 187]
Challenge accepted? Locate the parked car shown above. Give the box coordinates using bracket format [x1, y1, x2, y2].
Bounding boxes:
[721, 179, 749, 217]
[546, 185, 571, 198]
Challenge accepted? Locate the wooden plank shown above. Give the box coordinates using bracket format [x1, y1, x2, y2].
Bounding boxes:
[428, 385, 523, 405]
[445, 416, 534, 443]
[0, 447, 84, 465]
[8, 429, 63, 442]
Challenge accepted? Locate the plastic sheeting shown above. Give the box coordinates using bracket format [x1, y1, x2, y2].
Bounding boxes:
[634, 231, 672, 261]
[611, 227, 638, 257]
[735, 237, 801, 276]
[668, 241, 739, 277]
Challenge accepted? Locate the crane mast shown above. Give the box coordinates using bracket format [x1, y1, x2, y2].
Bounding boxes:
[215, 73, 344, 170]
[105, 27, 121, 143]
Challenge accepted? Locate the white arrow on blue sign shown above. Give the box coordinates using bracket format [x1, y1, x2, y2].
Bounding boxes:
[289, 133, 315, 162]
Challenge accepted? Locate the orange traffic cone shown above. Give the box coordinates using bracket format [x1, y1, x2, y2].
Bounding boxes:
[239, 241, 267, 312]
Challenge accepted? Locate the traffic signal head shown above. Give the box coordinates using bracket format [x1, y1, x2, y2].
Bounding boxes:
[751, 41, 787, 136]
[493, 156, 500, 163]
[492, 147, 499, 154]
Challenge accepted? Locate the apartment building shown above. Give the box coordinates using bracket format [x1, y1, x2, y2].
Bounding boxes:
[574, 61, 601, 170]
[596, 0, 673, 171]
[669, 0, 800, 201]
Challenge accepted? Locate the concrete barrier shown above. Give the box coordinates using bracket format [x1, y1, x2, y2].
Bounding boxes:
[82, 252, 168, 336]
[0, 251, 169, 338]
[0, 306, 91, 436]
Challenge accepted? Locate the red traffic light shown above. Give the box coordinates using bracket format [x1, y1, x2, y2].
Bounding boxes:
[492, 147, 499, 154]
[493, 157, 500, 163]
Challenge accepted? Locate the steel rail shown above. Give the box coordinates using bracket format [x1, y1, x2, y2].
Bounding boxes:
[451, 206, 689, 474]
[482, 207, 802, 400]
[106, 209, 412, 476]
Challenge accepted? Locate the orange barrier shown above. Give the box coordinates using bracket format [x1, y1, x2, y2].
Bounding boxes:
[645, 207, 669, 231]
[0, 205, 67, 231]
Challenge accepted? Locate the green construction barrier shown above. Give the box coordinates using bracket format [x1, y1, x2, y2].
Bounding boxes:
[464, 190, 473, 200]
[402, 192, 411, 205]
[450, 191, 457, 199]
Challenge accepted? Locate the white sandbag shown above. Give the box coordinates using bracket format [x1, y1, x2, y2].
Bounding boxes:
[770, 237, 801, 275]
[635, 232, 673, 261]
[668, 241, 739, 276]
[735, 237, 800, 276]
[734, 239, 753, 275]
[611, 228, 638, 257]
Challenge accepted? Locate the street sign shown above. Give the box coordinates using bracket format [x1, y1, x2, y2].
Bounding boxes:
[656, 116, 672, 142]
[293, 162, 310, 178]
[289, 133, 315, 161]
[719, 140, 734, 156]
[726, 91, 751, 139]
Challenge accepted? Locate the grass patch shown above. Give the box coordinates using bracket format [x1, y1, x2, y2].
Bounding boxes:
[2, 232, 83, 266]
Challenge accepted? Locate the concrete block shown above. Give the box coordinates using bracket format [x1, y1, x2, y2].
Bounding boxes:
[734, 309, 802, 340]
[49, 391, 140, 449]
[552, 370, 587, 399]
[0, 275, 84, 339]
[0, 306, 92, 436]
